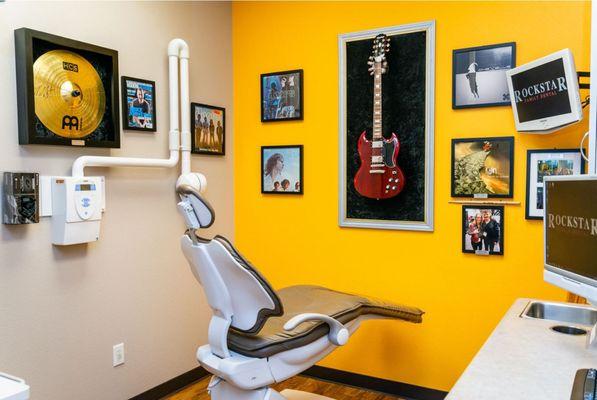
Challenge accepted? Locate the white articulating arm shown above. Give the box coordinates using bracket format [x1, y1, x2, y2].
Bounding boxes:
[71, 38, 202, 191]
[284, 313, 349, 346]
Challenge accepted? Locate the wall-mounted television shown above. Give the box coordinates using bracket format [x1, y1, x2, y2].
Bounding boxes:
[507, 49, 582, 133]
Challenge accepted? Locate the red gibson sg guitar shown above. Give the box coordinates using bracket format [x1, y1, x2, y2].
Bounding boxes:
[353, 34, 405, 200]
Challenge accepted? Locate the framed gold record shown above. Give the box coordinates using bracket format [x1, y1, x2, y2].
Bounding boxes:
[15, 28, 120, 148]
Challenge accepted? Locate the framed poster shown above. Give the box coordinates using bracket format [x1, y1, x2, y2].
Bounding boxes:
[451, 136, 514, 198]
[191, 103, 225, 155]
[261, 145, 303, 194]
[14, 28, 120, 148]
[339, 21, 435, 231]
[452, 42, 516, 109]
[261, 69, 303, 122]
[121, 76, 156, 132]
[462, 205, 504, 255]
[525, 149, 585, 219]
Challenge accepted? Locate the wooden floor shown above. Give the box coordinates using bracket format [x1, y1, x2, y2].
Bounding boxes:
[165, 375, 403, 400]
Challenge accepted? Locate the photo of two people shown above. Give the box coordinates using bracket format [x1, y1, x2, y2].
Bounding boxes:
[463, 206, 504, 255]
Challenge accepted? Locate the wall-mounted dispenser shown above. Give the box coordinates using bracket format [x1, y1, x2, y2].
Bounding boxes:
[50, 176, 104, 246]
[2, 172, 39, 225]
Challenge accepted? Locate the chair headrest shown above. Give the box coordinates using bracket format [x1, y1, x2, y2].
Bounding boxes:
[176, 184, 215, 229]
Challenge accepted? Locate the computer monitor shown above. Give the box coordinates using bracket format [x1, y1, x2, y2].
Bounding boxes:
[544, 175, 597, 305]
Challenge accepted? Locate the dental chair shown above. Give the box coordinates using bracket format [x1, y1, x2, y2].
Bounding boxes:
[176, 185, 424, 400]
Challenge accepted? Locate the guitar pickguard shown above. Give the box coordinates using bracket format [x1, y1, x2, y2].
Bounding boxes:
[383, 141, 397, 167]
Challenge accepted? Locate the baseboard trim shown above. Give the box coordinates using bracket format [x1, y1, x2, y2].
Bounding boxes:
[129, 365, 448, 400]
[129, 366, 209, 400]
[302, 366, 447, 400]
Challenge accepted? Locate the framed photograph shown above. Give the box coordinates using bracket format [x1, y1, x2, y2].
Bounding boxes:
[452, 137, 514, 198]
[462, 205, 504, 255]
[525, 149, 585, 219]
[14, 28, 120, 148]
[191, 103, 225, 155]
[121, 76, 156, 132]
[339, 21, 435, 231]
[452, 42, 516, 109]
[261, 145, 303, 194]
[261, 69, 303, 122]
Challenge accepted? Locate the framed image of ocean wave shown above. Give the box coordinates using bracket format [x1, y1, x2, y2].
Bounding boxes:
[452, 42, 516, 109]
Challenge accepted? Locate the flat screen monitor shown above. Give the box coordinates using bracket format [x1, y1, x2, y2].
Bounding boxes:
[507, 49, 582, 133]
[544, 175, 597, 304]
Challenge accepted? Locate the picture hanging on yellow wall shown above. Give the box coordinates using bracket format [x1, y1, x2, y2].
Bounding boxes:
[451, 137, 514, 198]
[339, 22, 435, 232]
[462, 205, 504, 255]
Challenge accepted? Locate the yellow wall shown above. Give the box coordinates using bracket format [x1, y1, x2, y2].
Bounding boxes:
[232, 1, 591, 392]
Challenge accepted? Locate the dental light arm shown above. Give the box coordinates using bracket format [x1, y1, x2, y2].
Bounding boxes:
[284, 313, 350, 346]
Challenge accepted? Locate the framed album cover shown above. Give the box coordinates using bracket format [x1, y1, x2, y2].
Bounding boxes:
[525, 149, 585, 219]
[14, 28, 120, 148]
[462, 205, 504, 255]
[452, 42, 516, 109]
[339, 21, 435, 231]
[451, 137, 514, 198]
[261, 145, 303, 194]
[191, 103, 225, 155]
[261, 69, 303, 122]
[121, 76, 156, 132]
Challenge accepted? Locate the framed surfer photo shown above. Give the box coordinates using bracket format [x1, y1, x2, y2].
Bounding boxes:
[452, 42, 516, 109]
[261, 69, 303, 122]
[121, 77, 156, 132]
[338, 22, 436, 232]
[451, 137, 514, 198]
[191, 103, 225, 155]
[261, 145, 303, 194]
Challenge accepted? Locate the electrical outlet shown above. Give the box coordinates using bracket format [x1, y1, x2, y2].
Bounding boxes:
[113, 343, 125, 367]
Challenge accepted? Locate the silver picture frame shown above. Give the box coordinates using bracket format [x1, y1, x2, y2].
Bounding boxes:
[338, 21, 435, 231]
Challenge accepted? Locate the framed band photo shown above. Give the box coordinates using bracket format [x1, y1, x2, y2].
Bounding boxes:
[261, 69, 303, 122]
[261, 145, 303, 194]
[191, 103, 225, 155]
[525, 149, 585, 219]
[462, 205, 504, 255]
[452, 136, 514, 198]
[121, 76, 156, 132]
[452, 42, 516, 109]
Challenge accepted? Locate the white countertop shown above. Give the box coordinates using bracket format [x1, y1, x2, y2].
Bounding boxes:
[0, 373, 29, 400]
[446, 298, 597, 400]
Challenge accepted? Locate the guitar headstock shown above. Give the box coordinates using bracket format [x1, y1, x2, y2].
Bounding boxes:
[368, 34, 390, 75]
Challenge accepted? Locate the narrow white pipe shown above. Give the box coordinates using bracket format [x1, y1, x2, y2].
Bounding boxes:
[72, 39, 190, 177]
[180, 57, 191, 175]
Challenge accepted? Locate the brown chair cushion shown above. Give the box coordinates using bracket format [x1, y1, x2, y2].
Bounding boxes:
[227, 285, 424, 358]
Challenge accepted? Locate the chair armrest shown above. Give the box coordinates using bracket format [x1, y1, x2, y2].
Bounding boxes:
[283, 313, 349, 346]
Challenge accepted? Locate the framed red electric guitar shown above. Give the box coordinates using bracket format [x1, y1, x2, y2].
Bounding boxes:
[353, 34, 405, 200]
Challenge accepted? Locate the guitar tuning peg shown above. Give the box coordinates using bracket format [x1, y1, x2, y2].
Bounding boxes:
[382, 61, 388, 67]
[381, 69, 386, 73]
[367, 61, 374, 65]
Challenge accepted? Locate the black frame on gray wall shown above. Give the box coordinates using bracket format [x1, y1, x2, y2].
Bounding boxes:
[121, 76, 157, 132]
[452, 42, 516, 109]
[14, 28, 120, 148]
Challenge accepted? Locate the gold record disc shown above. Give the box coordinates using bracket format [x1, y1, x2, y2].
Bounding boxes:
[33, 50, 106, 139]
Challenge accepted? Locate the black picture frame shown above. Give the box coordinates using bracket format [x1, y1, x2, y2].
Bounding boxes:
[261, 145, 303, 195]
[260, 69, 304, 122]
[14, 28, 120, 148]
[121, 76, 156, 132]
[452, 42, 516, 109]
[525, 149, 586, 220]
[462, 205, 504, 255]
[451, 136, 515, 198]
[190, 103, 225, 156]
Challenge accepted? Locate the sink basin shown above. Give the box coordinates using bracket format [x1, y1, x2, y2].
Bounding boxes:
[521, 301, 597, 327]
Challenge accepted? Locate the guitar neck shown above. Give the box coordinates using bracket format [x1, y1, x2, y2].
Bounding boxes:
[372, 62, 382, 140]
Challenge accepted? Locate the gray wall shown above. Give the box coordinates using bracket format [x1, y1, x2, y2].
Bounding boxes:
[0, 2, 233, 399]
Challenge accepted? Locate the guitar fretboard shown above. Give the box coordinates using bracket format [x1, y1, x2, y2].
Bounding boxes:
[372, 62, 383, 141]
